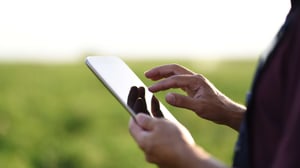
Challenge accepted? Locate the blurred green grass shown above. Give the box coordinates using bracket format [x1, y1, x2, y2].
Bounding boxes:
[0, 58, 257, 168]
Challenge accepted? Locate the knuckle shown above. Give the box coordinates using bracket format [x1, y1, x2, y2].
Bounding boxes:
[194, 74, 205, 80]
[193, 74, 207, 85]
[169, 63, 181, 69]
[169, 64, 186, 73]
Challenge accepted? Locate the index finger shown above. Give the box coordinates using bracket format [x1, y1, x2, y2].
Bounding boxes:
[145, 64, 194, 81]
[148, 74, 204, 93]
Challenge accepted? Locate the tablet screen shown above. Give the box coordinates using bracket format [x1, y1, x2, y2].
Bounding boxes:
[85, 56, 178, 123]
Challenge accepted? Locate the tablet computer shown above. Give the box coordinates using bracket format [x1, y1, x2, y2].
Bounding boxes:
[85, 56, 178, 123]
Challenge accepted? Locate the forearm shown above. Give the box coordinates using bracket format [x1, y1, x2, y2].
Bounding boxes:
[185, 146, 227, 168]
[226, 102, 246, 131]
[158, 144, 228, 168]
[219, 94, 246, 131]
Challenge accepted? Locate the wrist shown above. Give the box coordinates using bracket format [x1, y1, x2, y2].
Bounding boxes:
[226, 102, 246, 131]
[175, 144, 227, 168]
[212, 93, 246, 131]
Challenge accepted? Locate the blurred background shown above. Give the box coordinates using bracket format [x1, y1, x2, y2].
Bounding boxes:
[0, 0, 290, 62]
[0, 0, 290, 167]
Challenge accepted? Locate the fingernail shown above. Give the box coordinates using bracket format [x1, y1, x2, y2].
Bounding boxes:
[144, 71, 151, 77]
[166, 93, 175, 104]
[148, 86, 155, 92]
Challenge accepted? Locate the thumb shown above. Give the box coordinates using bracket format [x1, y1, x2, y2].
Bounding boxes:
[136, 113, 155, 131]
[165, 93, 197, 110]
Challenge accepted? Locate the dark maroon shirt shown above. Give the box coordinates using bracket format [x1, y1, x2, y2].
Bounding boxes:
[250, 5, 300, 168]
[233, 1, 300, 167]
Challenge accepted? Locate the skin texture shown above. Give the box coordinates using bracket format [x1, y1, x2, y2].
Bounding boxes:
[128, 64, 246, 167]
[129, 114, 226, 168]
[145, 64, 246, 130]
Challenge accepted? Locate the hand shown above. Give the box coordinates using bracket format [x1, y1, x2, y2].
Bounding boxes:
[129, 114, 198, 168]
[145, 64, 246, 130]
[129, 114, 226, 168]
[127, 86, 193, 142]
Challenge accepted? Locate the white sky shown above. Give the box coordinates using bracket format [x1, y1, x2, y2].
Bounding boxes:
[0, 0, 291, 62]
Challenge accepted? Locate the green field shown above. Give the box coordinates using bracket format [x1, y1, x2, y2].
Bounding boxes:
[0, 58, 257, 168]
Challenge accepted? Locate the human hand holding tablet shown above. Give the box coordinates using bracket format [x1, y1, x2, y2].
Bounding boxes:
[86, 56, 195, 145]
